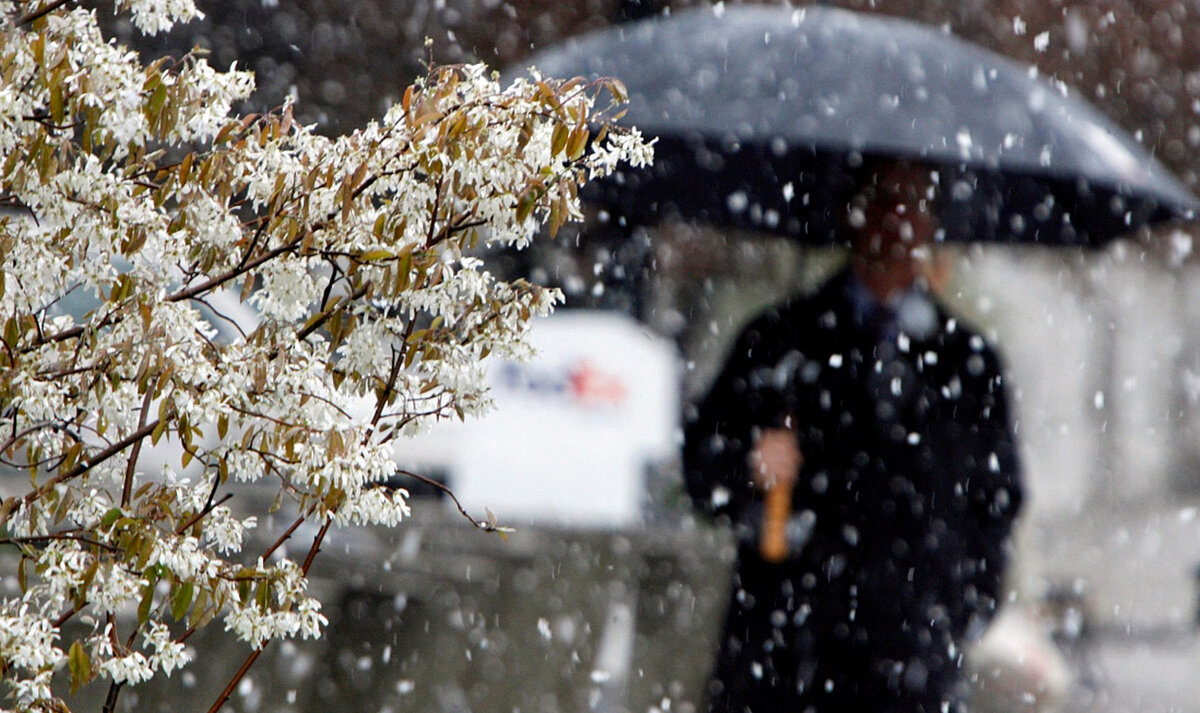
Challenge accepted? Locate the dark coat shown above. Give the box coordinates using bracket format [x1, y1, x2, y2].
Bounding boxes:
[684, 268, 1023, 713]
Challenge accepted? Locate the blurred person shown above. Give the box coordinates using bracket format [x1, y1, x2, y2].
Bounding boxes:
[683, 160, 1024, 713]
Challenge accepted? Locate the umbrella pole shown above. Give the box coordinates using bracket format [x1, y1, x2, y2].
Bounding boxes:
[754, 422, 799, 563]
[760, 484, 792, 563]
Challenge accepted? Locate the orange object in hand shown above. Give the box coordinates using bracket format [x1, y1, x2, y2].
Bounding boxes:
[760, 483, 793, 563]
[750, 425, 801, 564]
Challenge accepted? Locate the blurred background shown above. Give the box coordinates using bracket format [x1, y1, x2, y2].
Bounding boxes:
[53, 1, 1200, 711]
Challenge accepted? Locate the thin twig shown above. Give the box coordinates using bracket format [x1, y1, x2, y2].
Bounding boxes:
[17, 0, 73, 26]
[393, 469, 505, 533]
[296, 284, 368, 341]
[167, 241, 298, 304]
[1, 419, 161, 527]
[53, 604, 79, 628]
[101, 675, 124, 713]
[300, 518, 331, 574]
[0, 533, 118, 552]
[122, 387, 156, 507]
[0, 419, 83, 455]
[259, 510, 308, 561]
[175, 492, 233, 536]
[208, 519, 331, 713]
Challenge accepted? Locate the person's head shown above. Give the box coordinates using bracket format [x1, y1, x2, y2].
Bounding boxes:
[846, 159, 941, 301]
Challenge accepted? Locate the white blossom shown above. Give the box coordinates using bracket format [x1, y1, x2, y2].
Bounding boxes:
[0, 1, 651, 705]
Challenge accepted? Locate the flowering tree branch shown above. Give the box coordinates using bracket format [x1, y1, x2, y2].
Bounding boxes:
[0, 0, 653, 710]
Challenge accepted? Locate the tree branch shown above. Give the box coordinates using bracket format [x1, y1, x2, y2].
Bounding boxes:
[175, 492, 233, 536]
[0, 533, 118, 552]
[393, 469, 508, 534]
[166, 240, 299, 305]
[0, 419, 161, 527]
[17, 0, 74, 26]
[208, 518, 331, 713]
[122, 387, 156, 507]
[296, 284, 368, 342]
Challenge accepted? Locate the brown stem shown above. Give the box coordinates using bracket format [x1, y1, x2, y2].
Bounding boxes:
[296, 284, 368, 342]
[17, 0, 74, 26]
[100, 679, 124, 713]
[394, 469, 502, 533]
[167, 241, 298, 305]
[0, 533, 118, 552]
[259, 512, 307, 562]
[102, 614, 136, 713]
[53, 605, 79, 628]
[366, 347, 404, 442]
[175, 492, 233, 535]
[208, 518, 331, 713]
[0, 420, 82, 455]
[22, 309, 120, 353]
[122, 387, 156, 507]
[0, 419, 161, 527]
[300, 518, 331, 574]
[205, 647, 264, 713]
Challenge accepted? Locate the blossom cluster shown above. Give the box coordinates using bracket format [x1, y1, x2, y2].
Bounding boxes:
[0, 1, 651, 710]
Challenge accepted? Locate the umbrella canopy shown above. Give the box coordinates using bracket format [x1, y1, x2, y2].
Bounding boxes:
[519, 5, 1198, 246]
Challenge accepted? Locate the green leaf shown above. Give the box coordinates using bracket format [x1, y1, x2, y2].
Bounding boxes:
[359, 249, 393, 262]
[567, 126, 589, 160]
[551, 122, 569, 156]
[49, 82, 64, 126]
[100, 507, 122, 529]
[68, 640, 91, 694]
[171, 581, 194, 621]
[3, 316, 18, 349]
[138, 583, 154, 625]
[151, 419, 167, 446]
[79, 556, 99, 595]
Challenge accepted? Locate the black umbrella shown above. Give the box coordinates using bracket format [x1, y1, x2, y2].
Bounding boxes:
[519, 5, 1198, 246]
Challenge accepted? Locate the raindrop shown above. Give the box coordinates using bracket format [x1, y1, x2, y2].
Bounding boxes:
[950, 181, 973, 202]
[971, 66, 987, 93]
[1169, 231, 1193, 265]
[955, 128, 973, 154]
[726, 191, 749, 213]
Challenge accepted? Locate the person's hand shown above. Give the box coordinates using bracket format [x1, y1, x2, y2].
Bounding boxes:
[749, 427, 802, 491]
